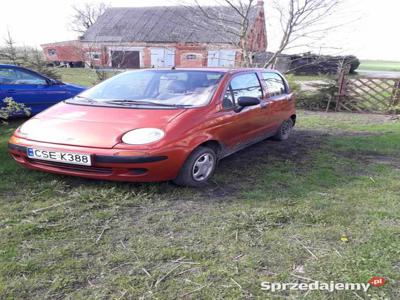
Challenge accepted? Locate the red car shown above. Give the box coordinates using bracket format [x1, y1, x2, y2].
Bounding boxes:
[8, 68, 296, 187]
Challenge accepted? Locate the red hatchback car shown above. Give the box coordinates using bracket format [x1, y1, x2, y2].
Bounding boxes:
[8, 68, 296, 187]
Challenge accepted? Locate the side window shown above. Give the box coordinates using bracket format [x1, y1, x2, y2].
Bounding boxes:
[0, 68, 18, 84]
[222, 73, 262, 109]
[13, 70, 47, 85]
[231, 73, 262, 100]
[262, 72, 286, 97]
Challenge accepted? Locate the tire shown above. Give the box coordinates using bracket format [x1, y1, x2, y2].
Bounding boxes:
[173, 146, 217, 187]
[272, 118, 294, 141]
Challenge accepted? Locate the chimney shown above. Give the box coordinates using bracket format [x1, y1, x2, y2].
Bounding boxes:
[257, 0, 264, 6]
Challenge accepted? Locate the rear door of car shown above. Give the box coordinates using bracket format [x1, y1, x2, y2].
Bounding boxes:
[0, 67, 69, 114]
[215, 72, 270, 152]
[260, 71, 292, 129]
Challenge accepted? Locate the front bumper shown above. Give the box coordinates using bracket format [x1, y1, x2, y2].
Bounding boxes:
[8, 136, 187, 182]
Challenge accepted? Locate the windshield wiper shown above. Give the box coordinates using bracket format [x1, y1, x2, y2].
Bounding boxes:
[73, 95, 98, 103]
[103, 99, 191, 108]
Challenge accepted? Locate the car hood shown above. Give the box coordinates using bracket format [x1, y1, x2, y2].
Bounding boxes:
[62, 82, 87, 92]
[16, 102, 186, 148]
[64, 82, 86, 89]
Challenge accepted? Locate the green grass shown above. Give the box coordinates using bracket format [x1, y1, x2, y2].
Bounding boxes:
[55, 68, 119, 87]
[56, 68, 99, 87]
[1, 111, 399, 299]
[359, 60, 400, 72]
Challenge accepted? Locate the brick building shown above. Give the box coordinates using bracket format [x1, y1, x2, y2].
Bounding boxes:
[42, 1, 267, 68]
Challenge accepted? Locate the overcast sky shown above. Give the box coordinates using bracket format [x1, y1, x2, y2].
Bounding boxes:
[0, 0, 399, 60]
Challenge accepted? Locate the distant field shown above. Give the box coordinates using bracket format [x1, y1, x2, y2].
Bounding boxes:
[359, 60, 400, 72]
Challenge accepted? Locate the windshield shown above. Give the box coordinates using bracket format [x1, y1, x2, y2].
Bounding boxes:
[73, 70, 225, 108]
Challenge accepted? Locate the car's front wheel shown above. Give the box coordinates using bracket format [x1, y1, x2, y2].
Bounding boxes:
[173, 146, 217, 187]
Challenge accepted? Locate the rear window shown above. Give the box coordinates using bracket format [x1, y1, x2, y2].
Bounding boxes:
[262, 72, 287, 97]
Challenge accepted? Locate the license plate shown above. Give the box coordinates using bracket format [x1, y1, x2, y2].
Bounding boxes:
[27, 148, 92, 166]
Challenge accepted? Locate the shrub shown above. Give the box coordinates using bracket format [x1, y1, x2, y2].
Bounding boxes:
[295, 79, 338, 111]
[0, 97, 31, 124]
[23, 49, 61, 80]
[286, 74, 301, 95]
[0, 32, 60, 80]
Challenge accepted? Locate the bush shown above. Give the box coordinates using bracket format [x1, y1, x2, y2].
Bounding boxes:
[0, 32, 60, 80]
[0, 97, 31, 124]
[286, 74, 301, 95]
[23, 49, 60, 80]
[295, 79, 338, 111]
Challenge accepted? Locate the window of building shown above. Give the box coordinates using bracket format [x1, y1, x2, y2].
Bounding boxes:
[261, 72, 286, 97]
[186, 54, 197, 60]
[88, 52, 101, 60]
[48, 49, 56, 56]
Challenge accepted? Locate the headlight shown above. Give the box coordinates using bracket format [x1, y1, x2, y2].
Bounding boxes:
[122, 128, 165, 145]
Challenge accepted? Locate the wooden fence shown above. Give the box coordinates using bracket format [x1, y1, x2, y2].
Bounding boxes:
[336, 70, 400, 113]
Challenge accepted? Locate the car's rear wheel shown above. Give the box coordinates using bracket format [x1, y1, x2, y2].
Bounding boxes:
[173, 146, 217, 187]
[272, 118, 294, 141]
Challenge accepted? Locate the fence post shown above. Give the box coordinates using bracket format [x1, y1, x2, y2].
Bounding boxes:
[335, 64, 350, 111]
[391, 79, 400, 106]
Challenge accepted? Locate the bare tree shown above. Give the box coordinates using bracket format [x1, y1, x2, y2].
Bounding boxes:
[70, 2, 108, 34]
[182, 0, 260, 67]
[264, 0, 343, 68]
[224, 0, 256, 66]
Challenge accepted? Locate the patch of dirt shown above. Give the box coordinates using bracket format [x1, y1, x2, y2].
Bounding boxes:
[200, 129, 325, 199]
[366, 155, 400, 170]
[301, 110, 396, 124]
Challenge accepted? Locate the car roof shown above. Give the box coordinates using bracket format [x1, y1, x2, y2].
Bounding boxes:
[0, 64, 20, 68]
[136, 67, 280, 74]
[174, 67, 277, 72]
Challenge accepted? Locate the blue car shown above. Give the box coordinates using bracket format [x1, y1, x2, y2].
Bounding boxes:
[0, 64, 86, 115]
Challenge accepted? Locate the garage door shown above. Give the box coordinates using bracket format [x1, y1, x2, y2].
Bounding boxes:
[111, 51, 140, 69]
[207, 50, 236, 67]
[151, 48, 175, 68]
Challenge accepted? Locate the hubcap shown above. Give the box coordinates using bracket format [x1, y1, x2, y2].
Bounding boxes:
[192, 153, 215, 182]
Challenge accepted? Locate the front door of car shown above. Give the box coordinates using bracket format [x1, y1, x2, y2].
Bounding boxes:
[0, 67, 69, 114]
[215, 72, 270, 152]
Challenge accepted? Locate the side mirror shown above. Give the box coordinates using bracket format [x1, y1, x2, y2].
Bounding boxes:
[46, 79, 62, 86]
[235, 96, 260, 112]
